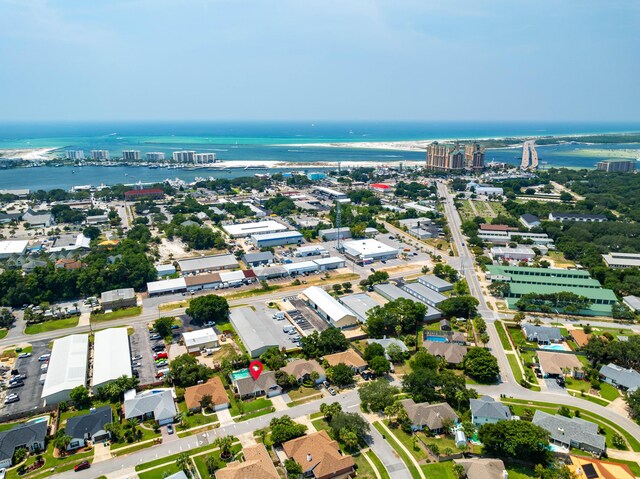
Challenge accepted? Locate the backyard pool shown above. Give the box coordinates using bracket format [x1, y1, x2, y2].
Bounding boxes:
[547, 443, 569, 453]
[424, 336, 448, 343]
[541, 344, 566, 351]
[28, 417, 48, 424]
[230, 368, 250, 381]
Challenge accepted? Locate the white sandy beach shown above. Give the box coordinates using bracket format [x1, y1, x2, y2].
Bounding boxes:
[0, 147, 57, 160]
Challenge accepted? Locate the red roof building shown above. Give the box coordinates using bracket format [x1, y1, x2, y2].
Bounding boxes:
[124, 188, 165, 200]
[370, 183, 392, 193]
[479, 224, 518, 232]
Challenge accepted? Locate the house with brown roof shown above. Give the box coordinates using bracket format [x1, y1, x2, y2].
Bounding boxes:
[537, 351, 584, 379]
[570, 329, 592, 348]
[568, 455, 635, 479]
[454, 458, 507, 479]
[425, 342, 467, 365]
[324, 349, 367, 372]
[399, 399, 459, 433]
[281, 359, 326, 385]
[282, 430, 355, 479]
[55, 258, 85, 270]
[184, 377, 229, 412]
[216, 443, 279, 479]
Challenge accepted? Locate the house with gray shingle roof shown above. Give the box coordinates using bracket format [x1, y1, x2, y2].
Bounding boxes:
[470, 396, 512, 427]
[522, 323, 563, 344]
[232, 371, 282, 399]
[599, 363, 640, 393]
[123, 388, 177, 426]
[0, 421, 47, 468]
[399, 399, 459, 433]
[65, 405, 113, 450]
[532, 410, 606, 456]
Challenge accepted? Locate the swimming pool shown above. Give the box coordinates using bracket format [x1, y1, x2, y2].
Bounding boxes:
[541, 344, 566, 351]
[28, 417, 48, 424]
[230, 368, 250, 380]
[424, 336, 448, 343]
[547, 443, 569, 453]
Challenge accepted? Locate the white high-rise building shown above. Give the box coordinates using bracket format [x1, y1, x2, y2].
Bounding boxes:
[146, 152, 165, 161]
[65, 150, 85, 160]
[194, 153, 216, 164]
[90, 150, 110, 160]
[121, 150, 141, 161]
[172, 151, 196, 162]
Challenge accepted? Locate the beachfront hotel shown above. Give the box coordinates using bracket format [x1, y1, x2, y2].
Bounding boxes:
[425, 142, 465, 171]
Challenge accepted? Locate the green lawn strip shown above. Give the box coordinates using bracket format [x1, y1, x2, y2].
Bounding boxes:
[7, 446, 94, 479]
[177, 401, 218, 429]
[25, 316, 79, 334]
[230, 397, 272, 417]
[506, 352, 540, 391]
[288, 396, 323, 408]
[311, 418, 333, 436]
[236, 406, 275, 421]
[111, 441, 157, 457]
[505, 464, 537, 479]
[567, 390, 609, 407]
[382, 420, 428, 461]
[598, 382, 620, 401]
[366, 450, 391, 479]
[223, 285, 283, 301]
[421, 462, 455, 479]
[417, 432, 465, 454]
[309, 411, 323, 419]
[91, 306, 142, 322]
[0, 329, 7, 339]
[495, 321, 512, 351]
[110, 424, 161, 450]
[503, 399, 640, 451]
[138, 463, 181, 479]
[372, 422, 421, 479]
[354, 452, 376, 478]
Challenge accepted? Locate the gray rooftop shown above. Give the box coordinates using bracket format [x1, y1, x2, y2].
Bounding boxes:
[124, 389, 177, 422]
[242, 251, 275, 263]
[623, 295, 640, 312]
[178, 254, 239, 273]
[340, 293, 381, 322]
[101, 288, 135, 304]
[470, 396, 512, 421]
[599, 363, 640, 392]
[229, 307, 280, 355]
[417, 274, 453, 291]
[0, 421, 47, 462]
[522, 323, 563, 343]
[532, 410, 605, 453]
[403, 282, 447, 305]
[66, 405, 113, 440]
[373, 283, 442, 318]
[233, 370, 280, 397]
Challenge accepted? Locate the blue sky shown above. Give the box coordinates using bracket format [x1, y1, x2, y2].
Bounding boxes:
[0, 0, 638, 122]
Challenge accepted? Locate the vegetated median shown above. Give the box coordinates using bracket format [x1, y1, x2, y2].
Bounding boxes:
[90, 306, 142, 322]
[25, 316, 80, 335]
[495, 321, 513, 351]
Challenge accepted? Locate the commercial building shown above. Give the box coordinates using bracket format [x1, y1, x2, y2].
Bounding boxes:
[399, 399, 458, 433]
[0, 240, 28, 259]
[90, 150, 110, 160]
[301, 286, 358, 329]
[251, 231, 303, 248]
[172, 150, 196, 162]
[223, 220, 288, 238]
[464, 142, 485, 171]
[596, 159, 636, 172]
[398, 217, 439, 239]
[242, 251, 275, 267]
[229, 307, 280, 358]
[532, 411, 606, 456]
[178, 254, 239, 274]
[467, 182, 503, 197]
[65, 150, 85, 160]
[548, 212, 608, 223]
[194, 153, 216, 163]
[519, 214, 541, 229]
[0, 422, 47, 468]
[313, 186, 348, 200]
[93, 328, 132, 392]
[146, 152, 166, 161]
[100, 288, 136, 310]
[253, 265, 288, 280]
[183, 328, 219, 353]
[147, 277, 187, 296]
[470, 396, 512, 427]
[282, 431, 355, 479]
[339, 293, 381, 323]
[425, 142, 464, 172]
[370, 183, 393, 194]
[184, 377, 229, 412]
[623, 295, 640, 312]
[599, 363, 640, 393]
[417, 274, 453, 292]
[478, 230, 554, 247]
[313, 257, 345, 271]
[66, 406, 113, 450]
[283, 261, 318, 276]
[318, 227, 377, 241]
[124, 188, 165, 201]
[490, 246, 537, 261]
[295, 245, 327, 257]
[156, 263, 176, 277]
[602, 252, 640, 269]
[22, 208, 53, 227]
[121, 150, 140, 161]
[124, 388, 177, 426]
[373, 283, 442, 321]
[342, 238, 398, 264]
[86, 214, 109, 225]
[217, 444, 279, 479]
[402, 282, 446, 307]
[184, 273, 222, 292]
[42, 334, 89, 405]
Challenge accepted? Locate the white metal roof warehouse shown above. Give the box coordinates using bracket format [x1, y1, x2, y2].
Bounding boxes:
[229, 307, 280, 357]
[92, 328, 132, 392]
[147, 277, 187, 296]
[178, 254, 239, 273]
[0, 240, 28, 258]
[301, 286, 358, 329]
[342, 239, 398, 262]
[42, 334, 89, 405]
[222, 220, 287, 238]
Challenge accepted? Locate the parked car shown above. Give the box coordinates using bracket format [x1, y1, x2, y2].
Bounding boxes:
[328, 387, 337, 396]
[18, 353, 31, 359]
[323, 380, 330, 388]
[150, 334, 162, 340]
[4, 394, 19, 404]
[154, 352, 168, 360]
[74, 461, 90, 472]
[131, 354, 142, 361]
[38, 354, 50, 362]
[7, 381, 23, 389]
[167, 425, 174, 435]
[155, 360, 168, 368]
[151, 345, 165, 352]
[170, 324, 180, 330]
[131, 362, 141, 368]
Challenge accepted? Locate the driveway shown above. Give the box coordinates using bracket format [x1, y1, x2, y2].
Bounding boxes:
[271, 394, 289, 411]
[217, 408, 233, 427]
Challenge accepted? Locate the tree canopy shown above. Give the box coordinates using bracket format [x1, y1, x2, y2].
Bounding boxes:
[366, 298, 425, 338]
[169, 353, 213, 387]
[186, 294, 229, 325]
[463, 347, 500, 383]
[478, 420, 551, 464]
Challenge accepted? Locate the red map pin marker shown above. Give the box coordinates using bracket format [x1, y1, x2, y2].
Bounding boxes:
[249, 360, 263, 380]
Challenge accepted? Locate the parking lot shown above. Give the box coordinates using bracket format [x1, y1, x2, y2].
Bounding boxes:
[251, 303, 308, 349]
[1, 340, 51, 417]
[131, 323, 165, 385]
[288, 298, 330, 333]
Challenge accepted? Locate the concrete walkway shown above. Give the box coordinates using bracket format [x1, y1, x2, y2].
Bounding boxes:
[217, 408, 233, 427]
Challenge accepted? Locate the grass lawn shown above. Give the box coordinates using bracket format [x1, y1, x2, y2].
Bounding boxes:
[354, 452, 376, 478]
[507, 354, 523, 383]
[91, 306, 142, 322]
[505, 464, 537, 479]
[223, 285, 283, 301]
[193, 444, 242, 479]
[110, 421, 161, 450]
[311, 417, 334, 438]
[421, 462, 455, 479]
[507, 326, 534, 348]
[366, 450, 391, 479]
[418, 433, 466, 454]
[25, 316, 79, 334]
[598, 382, 620, 401]
[547, 251, 576, 268]
[495, 321, 512, 350]
[6, 442, 94, 479]
[383, 421, 428, 461]
[372, 422, 421, 479]
[288, 386, 321, 402]
[0, 329, 7, 339]
[138, 463, 181, 479]
[243, 398, 272, 414]
[177, 401, 218, 429]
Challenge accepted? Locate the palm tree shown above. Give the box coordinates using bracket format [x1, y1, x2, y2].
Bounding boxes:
[53, 434, 72, 453]
[175, 452, 192, 476]
[205, 454, 218, 476]
[214, 435, 236, 460]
